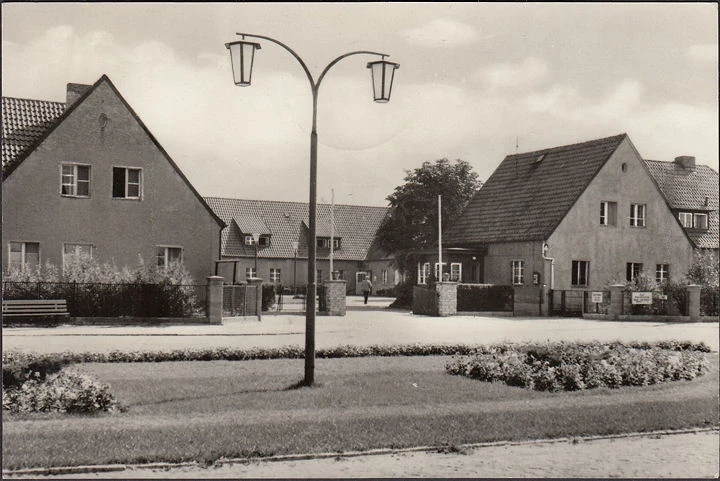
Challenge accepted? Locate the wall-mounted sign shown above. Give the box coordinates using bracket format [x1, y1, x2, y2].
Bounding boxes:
[591, 292, 604, 303]
[631, 292, 653, 305]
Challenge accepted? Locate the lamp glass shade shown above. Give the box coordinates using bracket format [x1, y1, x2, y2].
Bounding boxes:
[226, 40, 261, 86]
[367, 60, 399, 103]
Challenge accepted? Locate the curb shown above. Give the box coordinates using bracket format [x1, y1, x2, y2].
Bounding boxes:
[4, 426, 718, 477]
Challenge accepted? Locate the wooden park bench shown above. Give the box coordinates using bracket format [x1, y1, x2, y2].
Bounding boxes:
[2, 299, 70, 320]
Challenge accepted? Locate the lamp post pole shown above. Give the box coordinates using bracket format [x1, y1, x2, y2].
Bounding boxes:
[226, 33, 398, 386]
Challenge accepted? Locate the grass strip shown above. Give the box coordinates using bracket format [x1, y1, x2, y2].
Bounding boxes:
[3, 355, 717, 470]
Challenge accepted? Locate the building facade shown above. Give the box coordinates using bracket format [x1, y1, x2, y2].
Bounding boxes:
[204, 197, 398, 294]
[440, 134, 714, 293]
[2, 76, 224, 283]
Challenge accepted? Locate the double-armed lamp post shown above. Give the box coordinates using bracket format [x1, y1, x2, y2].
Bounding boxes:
[226, 33, 398, 386]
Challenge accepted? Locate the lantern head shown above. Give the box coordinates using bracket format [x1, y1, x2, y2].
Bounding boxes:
[225, 40, 262, 86]
[366, 59, 399, 103]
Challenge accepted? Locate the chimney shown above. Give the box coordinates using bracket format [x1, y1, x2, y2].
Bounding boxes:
[66, 83, 91, 109]
[674, 155, 696, 170]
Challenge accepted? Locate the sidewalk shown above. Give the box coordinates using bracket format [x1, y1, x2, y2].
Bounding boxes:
[7, 430, 718, 478]
[3, 297, 718, 353]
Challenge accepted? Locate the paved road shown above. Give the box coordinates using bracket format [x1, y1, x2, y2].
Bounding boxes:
[3, 297, 718, 354]
[7, 430, 718, 478]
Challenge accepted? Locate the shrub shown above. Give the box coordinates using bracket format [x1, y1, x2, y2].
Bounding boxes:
[3, 369, 119, 414]
[389, 282, 414, 308]
[445, 341, 710, 392]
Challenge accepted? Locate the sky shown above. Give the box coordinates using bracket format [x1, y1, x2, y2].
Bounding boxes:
[2, 2, 718, 207]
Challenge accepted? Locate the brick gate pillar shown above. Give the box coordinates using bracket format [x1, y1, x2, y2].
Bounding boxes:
[686, 284, 701, 321]
[248, 278, 263, 321]
[206, 276, 224, 325]
[436, 282, 457, 317]
[323, 280, 347, 316]
[608, 284, 625, 320]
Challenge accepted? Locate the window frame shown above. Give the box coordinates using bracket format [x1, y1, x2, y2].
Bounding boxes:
[571, 260, 590, 287]
[693, 213, 708, 230]
[246, 266, 257, 279]
[62, 243, 94, 266]
[511, 260, 525, 285]
[630, 203, 646, 227]
[156, 246, 183, 269]
[269, 268, 281, 284]
[382, 269, 388, 284]
[8, 241, 41, 269]
[112, 166, 143, 200]
[450, 262, 462, 282]
[60, 163, 91, 198]
[417, 262, 430, 285]
[626, 262, 643, 281]
[656, 264, 670, 283]
[678, 212, 694, 228]
[600, 201, 617, 226]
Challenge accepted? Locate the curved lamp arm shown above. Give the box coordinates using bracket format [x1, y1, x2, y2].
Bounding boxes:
[236, 32, 388, 94]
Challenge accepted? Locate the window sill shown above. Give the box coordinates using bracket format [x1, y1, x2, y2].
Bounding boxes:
[60, 195, 90, 199]
[112, 197, 142, 201]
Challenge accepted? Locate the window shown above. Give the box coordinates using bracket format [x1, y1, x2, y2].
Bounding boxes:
[317, 270, 323, 283]
[630, 204, 646, 227]
[60, 164, 90, 197]
[512, 260, 524, 285]
[316, 237, 339, 249]
[382, 269, 388, 284]
[656, 264, 670, 283]
[245, 235, 270, 246]
[450, 262, 462, 282]
[571, 260, 589, 286]
[418, 262, 430, 285]
[434, 262, 447, 280]
[156, 246, 182, 268]
[246, 267, 256, 279]
[112, 167, 142, 199]
[694, 213, 708, 230]
[8, 242, 40, 268]
[678, 212, 694, 228]
[63, 243, 93, 266]
[626, 262, 643, 281]
[600, 201, 617, 226]
[270, 268, 281, 284]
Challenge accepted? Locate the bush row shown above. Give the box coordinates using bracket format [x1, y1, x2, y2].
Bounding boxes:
[3, 340, 710, 390]
[445, 341, 711, 391]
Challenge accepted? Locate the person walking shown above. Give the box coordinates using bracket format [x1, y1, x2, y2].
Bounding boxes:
[361, 277, 373, 305]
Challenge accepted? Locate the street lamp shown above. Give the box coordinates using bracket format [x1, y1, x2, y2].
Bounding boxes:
[226, 33, 398, 386]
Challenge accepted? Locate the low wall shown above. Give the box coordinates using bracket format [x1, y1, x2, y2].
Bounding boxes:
[513, 285, 546, 316]
[413, 286, 437, 316]
[584, 313, 718, 323]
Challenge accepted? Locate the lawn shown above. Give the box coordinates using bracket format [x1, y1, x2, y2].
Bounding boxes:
[3, 354, 718, 470]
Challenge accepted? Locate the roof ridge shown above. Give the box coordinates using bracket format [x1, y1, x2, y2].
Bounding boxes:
[204, 196, 388, 209]
[508, 133, 627, 158]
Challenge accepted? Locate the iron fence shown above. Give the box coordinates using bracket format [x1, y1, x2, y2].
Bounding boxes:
[2, 281, 206, 318]
[457, 284, 514, 312]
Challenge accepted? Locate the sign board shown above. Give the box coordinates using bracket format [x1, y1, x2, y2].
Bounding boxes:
[591, 292, 604, 303]
[631, 292, 653, 305]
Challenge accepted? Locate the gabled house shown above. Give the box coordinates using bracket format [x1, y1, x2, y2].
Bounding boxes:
[2, 75, 225, 283]
[204, 197, 398, 294]
[442, 134, 705, 297]
[644, 156, 719, 257]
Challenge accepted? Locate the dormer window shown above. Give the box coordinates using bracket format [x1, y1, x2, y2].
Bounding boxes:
[679, 212, 708, 230]
[244, 235, 270, 246]
[317, 237, 340, 249]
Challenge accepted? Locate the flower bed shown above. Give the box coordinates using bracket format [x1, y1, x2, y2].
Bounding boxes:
[445, 341, 710, 391]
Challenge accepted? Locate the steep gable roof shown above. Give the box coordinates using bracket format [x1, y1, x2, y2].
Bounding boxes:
[445, 133, 628, 245]
[204, 197, 390, 261]
[2, 97, 66, 176]
[1, 75, 224, 228]
[644, 159, 719, 249]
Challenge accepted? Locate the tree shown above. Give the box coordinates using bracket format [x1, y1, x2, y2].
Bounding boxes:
[376, 158, 482, 277]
